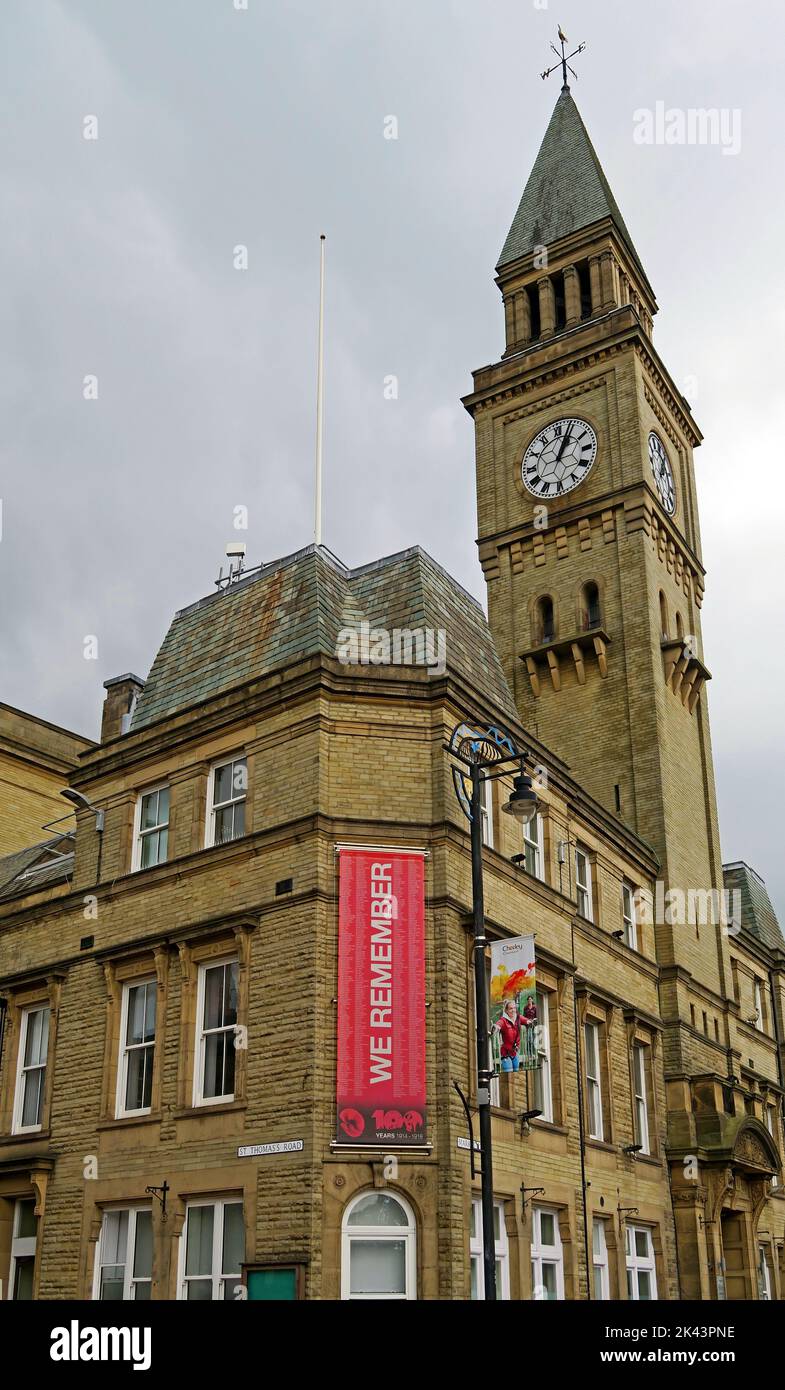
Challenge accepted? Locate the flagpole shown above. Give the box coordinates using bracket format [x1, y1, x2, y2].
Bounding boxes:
[315, 234, 326, 547]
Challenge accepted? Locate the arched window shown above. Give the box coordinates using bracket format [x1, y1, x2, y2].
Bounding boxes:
[535, 595, 555, 644]
[581, 582, 601, 630]
[675, 611, 684, 641]
[658, 591, 669, 640]
[341, 1190, 417, 1300]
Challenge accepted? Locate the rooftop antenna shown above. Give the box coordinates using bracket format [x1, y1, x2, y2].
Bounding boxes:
[314, 233, 326, 547]
[215, 541, 262, 592]
[540, 25, 586, 90]
[225, 541, 246, 578]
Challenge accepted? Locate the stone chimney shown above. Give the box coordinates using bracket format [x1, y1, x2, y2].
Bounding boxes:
[101, 674, 145, 743]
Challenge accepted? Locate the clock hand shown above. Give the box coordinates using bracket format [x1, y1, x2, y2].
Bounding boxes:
[555, 428, 573, 463]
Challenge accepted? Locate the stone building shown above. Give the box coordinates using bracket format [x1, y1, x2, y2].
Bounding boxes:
[0, 704, 92, 857]
[0, 84, 783, 1302]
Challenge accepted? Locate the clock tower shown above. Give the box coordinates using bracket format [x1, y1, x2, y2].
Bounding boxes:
[463, 85, 732, 1063]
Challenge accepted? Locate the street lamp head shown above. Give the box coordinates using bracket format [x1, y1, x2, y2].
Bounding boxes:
[502, 768, 538, 826]
[61, 787, 95, 811]
[61, 788, 104, 833]
[520, 1106, 543, 1136]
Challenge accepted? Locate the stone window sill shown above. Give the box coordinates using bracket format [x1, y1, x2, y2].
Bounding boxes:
[97, 1112, 162, 1132]
[531, 1119, 568, 1136]
[631, 1149, 663, 1169]
[172, 1099, 247, 1121]
[584, 1136, 618, 1154]
[0, 1127, 52, 1147]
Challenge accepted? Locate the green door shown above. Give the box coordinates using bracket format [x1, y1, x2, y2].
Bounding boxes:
[247, 1268, 298, 1301]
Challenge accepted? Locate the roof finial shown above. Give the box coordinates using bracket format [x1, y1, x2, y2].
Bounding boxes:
[540, 25, 586, 91]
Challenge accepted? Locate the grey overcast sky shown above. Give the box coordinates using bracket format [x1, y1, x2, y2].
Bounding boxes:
[1, 0, 783, 913]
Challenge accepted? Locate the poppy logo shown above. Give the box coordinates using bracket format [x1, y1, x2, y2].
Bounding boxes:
[339, 1108, 365, 1139]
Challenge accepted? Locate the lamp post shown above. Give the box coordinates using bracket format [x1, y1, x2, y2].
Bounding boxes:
[468, 759, 497, 1301]
[450, 722, 539, 1300]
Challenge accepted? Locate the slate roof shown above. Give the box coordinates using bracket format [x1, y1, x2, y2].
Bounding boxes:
[723, 862, 785, 953]
[0, 836, 75, 904]
[130, 544, 519, 731]
[0, 845, 41, 893]
[498, 87, 646, 280]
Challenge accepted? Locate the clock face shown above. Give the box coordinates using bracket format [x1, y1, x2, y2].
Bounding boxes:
[521, 417, 598, 499]
[648, 431, 676, 515]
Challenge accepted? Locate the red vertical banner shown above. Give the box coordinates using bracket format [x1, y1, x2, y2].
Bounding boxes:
[336, 848, 427, 1146]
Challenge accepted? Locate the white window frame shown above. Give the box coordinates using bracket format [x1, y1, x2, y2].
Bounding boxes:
[754, 978, 764, 1030]
[12, 1005, 50, 1135]
[8, 1199, 37, 1300]
[92, 1206, 153, 1301]
[193, 957, 239, 1107]
[116, 978, 157, 1118]
[592, 1217, 610, 1300]
[470, 1196, 510, 1300]
[532, 990, 553, 1122]
[632, 1042, 650, 1154]
[341, 1190, 417, 1300]
[584, 1020, 604, 1141]
[205, 756, 247, 849]
[479, 774, 494, 848]
[759, 1244, 772, 1301]
[531, 1206, 564, 1300]
[178, 1198, 244, 1301]
[622, 882, 638, 950]
[132, 784, 170, 871]
[523, 813, 544, 880]
[575, 846, 593, 921]
[766, 1106, 779, 1188]
[625, 1224, 658, 1300]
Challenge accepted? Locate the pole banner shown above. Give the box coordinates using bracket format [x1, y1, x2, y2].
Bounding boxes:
[489, 935, 538, 1073]
[336, 848, 427, 1146]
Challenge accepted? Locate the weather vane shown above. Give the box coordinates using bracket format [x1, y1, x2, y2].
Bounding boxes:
[540, 25, 586, 90]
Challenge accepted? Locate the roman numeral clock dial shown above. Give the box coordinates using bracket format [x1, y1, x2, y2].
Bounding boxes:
[521, 417, 598, 499]
[648, 430, 676, 515]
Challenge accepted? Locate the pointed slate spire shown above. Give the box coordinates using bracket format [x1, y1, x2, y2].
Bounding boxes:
[498, 88, 646, 280]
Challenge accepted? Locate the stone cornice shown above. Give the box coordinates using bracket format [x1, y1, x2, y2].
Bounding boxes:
[74, 659, 525, 787]
[463, 313, 701, 449]
[494, 218, 657, 308]
[636, 343, 702, 449]
[622, 1003, 665, 1035]
[658, 963, 741, 1017]
[64, 656, 665, 853]
[574, 976, 632, 1016]
[0, 805, 658, 965]
[0, 737, 84, 778]
[478, 485, 706, 612]
[478, 482, 705, 576]
[735, 925, 785, 971]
